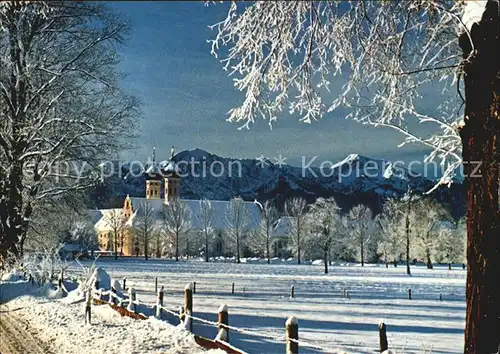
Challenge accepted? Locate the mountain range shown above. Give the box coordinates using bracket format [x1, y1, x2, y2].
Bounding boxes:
[89, 148, 465, 217]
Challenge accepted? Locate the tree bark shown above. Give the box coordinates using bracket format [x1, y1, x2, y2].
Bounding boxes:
[459, 1, 500, 352]
[0, 169, 26, 261]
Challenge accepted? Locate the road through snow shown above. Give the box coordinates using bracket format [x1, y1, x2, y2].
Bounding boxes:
[0, 305, 52, 354]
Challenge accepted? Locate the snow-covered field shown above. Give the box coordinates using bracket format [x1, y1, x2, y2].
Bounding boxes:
[67, 258, 466, 354]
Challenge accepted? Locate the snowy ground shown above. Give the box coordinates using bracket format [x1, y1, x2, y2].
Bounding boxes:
[67, 258, 466, 354]
[0, 280, 225, 354]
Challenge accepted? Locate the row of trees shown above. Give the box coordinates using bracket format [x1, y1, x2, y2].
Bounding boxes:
[101, 195, 465, 273]
[284, 196, 465, 274]
[103, 197, 256, 262]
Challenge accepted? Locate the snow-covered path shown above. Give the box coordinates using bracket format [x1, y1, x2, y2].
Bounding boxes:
[0, 305, 53, 354]
[69, 258, 466, 354]
[0, 281, 225, 354]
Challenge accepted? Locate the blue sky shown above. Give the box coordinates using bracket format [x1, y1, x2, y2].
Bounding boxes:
[111, 2, 434, 170]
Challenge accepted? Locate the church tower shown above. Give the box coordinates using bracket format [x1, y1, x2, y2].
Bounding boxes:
[145, 146, 162, 199]
[164, 146, 180, 203]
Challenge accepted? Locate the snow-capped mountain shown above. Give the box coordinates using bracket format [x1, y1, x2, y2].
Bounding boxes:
[89, 148, 461, 214]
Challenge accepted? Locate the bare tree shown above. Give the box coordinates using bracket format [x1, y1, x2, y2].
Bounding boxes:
[133, 201, 157, 261]
[104, 209, 126, 260]
[209, 2, 499, 350]
[226, 197, 250, 264]
[0, 2, 139, 262]
[163, 199, 191, 261]
[284, 197, 308, 265]
[250, 200, 279, 264]
[306, 197, 341, 274]
[194, 199, 215, 262]
[348, 204, 376, 267]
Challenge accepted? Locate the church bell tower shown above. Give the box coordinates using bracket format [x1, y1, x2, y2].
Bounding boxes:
[164, 146, 180, 203]
[145, 146, 162, 199]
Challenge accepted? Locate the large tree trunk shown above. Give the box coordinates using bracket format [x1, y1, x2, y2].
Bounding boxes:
[459, 1, 500, 352]
[0, 160, 31, 263]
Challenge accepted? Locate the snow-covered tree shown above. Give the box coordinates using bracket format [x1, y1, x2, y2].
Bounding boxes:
[104, 210, 126, 260]
[0, 2, 139, 263]
[411, 198, 452, 269]
[68, 219, 97, 256]
[284, 197, 308, 265]
[163, 200, 191, 261]
[347, 204, 376, 266]
[249, 200, 279, 264]
[194, 199, 215, 262]
[306, 197, 341, 274]
[225, 197, 250, 264]
[376, 199, 406, 267]
[133, 201, 158, 260]
[209, 1, 499, 350]
[436, 217, 466, 268]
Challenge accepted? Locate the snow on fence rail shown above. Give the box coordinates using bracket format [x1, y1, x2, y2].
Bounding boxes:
[86, 278, 394, 354]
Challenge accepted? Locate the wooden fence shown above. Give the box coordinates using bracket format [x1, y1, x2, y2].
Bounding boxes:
[85, 276, 401, 354]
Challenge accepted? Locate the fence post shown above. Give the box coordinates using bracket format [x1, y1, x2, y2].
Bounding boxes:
[155, 277, 158, 294]
[193, 281, 196, 294]
[127, 287, 136, 313]
[408, 288, 412, 300]
[184, 283, 193, 332]
[156, 285, 164, 319]
[217, 304, 229, 342]
[290, 285, 295, 299]
[379, 321, 388, 353]
[231, 282, 235, 295]
[110, 281, 117, 305]
[123, 278, 127, 291]
[85, 290, 92, 325]
[286, 316, 299, 354]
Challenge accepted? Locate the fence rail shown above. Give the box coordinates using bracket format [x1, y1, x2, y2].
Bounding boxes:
[86, 277, 402, 354]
